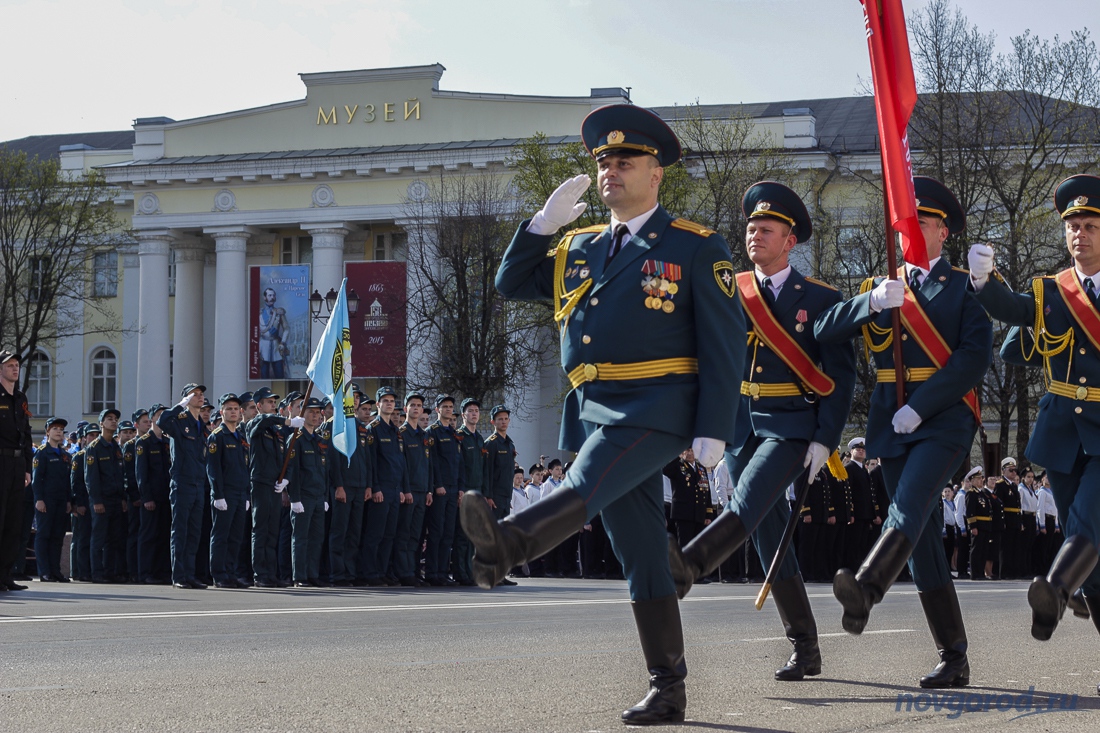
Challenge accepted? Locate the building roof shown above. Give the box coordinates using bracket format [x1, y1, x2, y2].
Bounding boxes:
[0, 130, 134, 160]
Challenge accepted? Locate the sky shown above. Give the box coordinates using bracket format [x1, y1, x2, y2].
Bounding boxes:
[0, 0, 1092, 142]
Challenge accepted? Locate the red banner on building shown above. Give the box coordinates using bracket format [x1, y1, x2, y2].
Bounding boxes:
[345, 261, 407, 377]
[862, 0, 926, 269]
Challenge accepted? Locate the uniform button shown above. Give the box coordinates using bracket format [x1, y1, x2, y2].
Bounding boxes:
[1080, 377, 1088, 384]
[1075, 406, 1083, 414]
[582, 335, 591, 344]
[589, 297, 598, 306]
[901, 333, 909, 341]
[1080, 348, 1087, 355]
[755, 366, 763, 373]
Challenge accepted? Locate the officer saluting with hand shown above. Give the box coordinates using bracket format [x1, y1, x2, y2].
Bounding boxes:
[967, 174, 1100, 655]
[462, 104, 745, 725]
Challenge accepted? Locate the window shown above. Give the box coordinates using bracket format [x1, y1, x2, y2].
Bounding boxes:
[280, 235, 313, 265]
[29, 256, 49, 302]
[25, 351, 51, 417]
[93, 251, 118, 297]
[374, 233, 388, 261]
[90, 348, 117, 413]
[168, 249, 177, 296]
[374, 231, 407, 261]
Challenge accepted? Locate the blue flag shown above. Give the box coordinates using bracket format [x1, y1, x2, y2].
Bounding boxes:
[306, 278, 356, 464]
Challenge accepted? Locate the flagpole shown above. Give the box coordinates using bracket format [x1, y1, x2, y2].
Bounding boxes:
[881, 173, 907, 408]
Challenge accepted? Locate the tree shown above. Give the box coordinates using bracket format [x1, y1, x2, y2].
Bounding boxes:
[401, 168, 556, 411]
[0, 149, 123, 391]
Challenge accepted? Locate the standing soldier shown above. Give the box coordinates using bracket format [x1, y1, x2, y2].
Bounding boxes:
[69, 424, 96, 582]
[32, 417, 71, 582]
[395, 392, 433, 587]
[0, 349, 35, 592]
[452, 398, 483, 587]
[964, 467, 992, 578]
[135, 404, 172, 584]
[159, 383, 211, 589]
[285, 397, 333, 587]
[664, 449, 715, 552]
[329, 386, 371, 586]
[207, 393, 251, 588]
[668, 181, 856, 683]
[994, 458, 1023, 578]
[363, 387, 407, 586]
[426, 395, 464, 586]
[798, 464, 834, 583]
[966, 174, 1100, 644]
[1019, 466, 1040, 578]
[845, 438, 875, 567]
[85, 408, 128, 583]
[124, 412, 150, 582]
[464, 105, 745, 724]
[480, 405, 518, 586]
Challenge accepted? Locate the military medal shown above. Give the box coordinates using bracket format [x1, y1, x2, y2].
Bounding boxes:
[579, 266, 590, 279]
[641, 260, 682, 313]
[795, 309, 808, 332]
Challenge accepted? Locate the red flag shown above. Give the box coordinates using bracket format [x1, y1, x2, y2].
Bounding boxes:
[862, 0, 926, 269]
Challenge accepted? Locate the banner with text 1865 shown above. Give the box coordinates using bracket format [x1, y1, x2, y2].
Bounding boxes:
[249, 264, 311, 381]
[345, 261, 407, 377]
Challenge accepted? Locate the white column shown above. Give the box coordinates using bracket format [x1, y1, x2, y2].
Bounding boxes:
[202, 251, 217, 390]
[135, 230, 173, 408]
[206, 227, 254, 399]
[118, 244, 141, 417]
[171, 244, 206, 399]
[302, 223, 350, 352]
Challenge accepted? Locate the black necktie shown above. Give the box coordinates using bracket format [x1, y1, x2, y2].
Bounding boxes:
[608, 224, 630, 261]
[761, 277, 775, 306]
[909, 269, 922, 292]
[1086, 277, 1098, 305]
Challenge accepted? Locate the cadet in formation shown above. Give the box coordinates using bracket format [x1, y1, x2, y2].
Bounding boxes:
[31, 416, 71, 582]
[463, 103, 745, 724]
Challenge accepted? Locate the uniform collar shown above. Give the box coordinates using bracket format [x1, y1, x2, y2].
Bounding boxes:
[755, 264, 792, 291]
[610, 204, 659, 238]
[905, 256, 941, 282]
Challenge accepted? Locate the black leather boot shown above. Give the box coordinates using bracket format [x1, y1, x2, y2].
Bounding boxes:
[668, 511, 748, 599]
[833, 527, 912, 634]
[622, 595, 687, 726]
[1068, 588, 1091, 620]
[771, 574, 821, 681]
[917, 583, 970, 688]
[459, 488, 587, 590]
[1028, 535, 1099, 641]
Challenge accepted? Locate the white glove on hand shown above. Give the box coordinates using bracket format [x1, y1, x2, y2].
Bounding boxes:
[287, 416, 305, 429]
[527, 175, 590, 235]
[213, 498, 228, 511]
[968, 243, 994, 288]
[245, 501, 250, 511]
[290, 502, 305, 514]
[324, 502, 330, 512]
[803, 442, 830, 481]
[274, 479, 289, 493]
[178, 394, 192, 408]
[892, 404, 923, 434]
[869, 278, 905, 312]
[691, 437, 725, 468]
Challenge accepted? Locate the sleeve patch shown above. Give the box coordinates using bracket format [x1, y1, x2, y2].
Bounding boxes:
[713, 262, 736, 297]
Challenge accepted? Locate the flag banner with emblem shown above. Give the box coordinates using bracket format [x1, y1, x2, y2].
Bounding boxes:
[861, 0, 926, 269]
[306, 278, 356, 464]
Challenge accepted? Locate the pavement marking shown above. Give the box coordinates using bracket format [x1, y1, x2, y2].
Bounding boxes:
[0, 685, 65, 693]
[739, 629, 913, 643]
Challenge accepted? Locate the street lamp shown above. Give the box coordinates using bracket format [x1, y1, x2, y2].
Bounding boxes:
[309, 288, 360, 321]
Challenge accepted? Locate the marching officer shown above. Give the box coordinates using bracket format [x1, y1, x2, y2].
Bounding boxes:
[815, 176, 991, 688]
[362, 386, 407, 586]
[967, 173, 1100, 647]
[69, 423, 96, 582]
[464, 104, 745, 724]
[964, 467, 992, 579]
[0, 349, 35, 592]
[451, 398, 483, 586]
[207, 393, 251, 588]
[85, 408, 128, 582]
[159, 383, 211, 589]
[426, 395, 464, 586]
[135, 404, 172, 583]
[32, 417, 71, 582]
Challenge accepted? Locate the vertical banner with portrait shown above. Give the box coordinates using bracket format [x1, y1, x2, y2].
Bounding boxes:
[344, 261, 407, 377]
[249, 265, 311, 380]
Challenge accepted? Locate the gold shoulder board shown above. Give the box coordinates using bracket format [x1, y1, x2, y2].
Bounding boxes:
[804, 276, 839, 291]
[670, 219, 716, 237]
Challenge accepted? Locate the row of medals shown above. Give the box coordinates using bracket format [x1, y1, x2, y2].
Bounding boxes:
[643, 276, 678, 313]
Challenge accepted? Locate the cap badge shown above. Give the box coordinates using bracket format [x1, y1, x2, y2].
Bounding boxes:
[754, 201, 772, 212]
[1075, 195, 1089, 207]
[607, 130, 625, 145]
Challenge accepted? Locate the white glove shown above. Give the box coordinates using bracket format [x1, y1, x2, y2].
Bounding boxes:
[178, 394, 192, 408]
[691, 437, 725, 468]
[245, 501, 250, 511]
[803, 442, 830, 481]
[274, 479, 289, 493]
[527, 175, 590, 235]
[213, 498, 228, 511]
[869, 278, 905, 312]
[892, 404, 923, 434]
[324, 502, 330, 512]
[968, 243, 994, 288]
[290, 502, 304, 514]
[287, 416, 305, 429]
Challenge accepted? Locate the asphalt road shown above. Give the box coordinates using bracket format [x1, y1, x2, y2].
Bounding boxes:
[1, 578, 1097, 732]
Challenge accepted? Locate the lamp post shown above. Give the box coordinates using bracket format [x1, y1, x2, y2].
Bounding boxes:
[309, 288, 359, 322]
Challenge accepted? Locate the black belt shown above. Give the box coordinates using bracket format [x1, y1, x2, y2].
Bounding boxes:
[0, 448, 23, 457]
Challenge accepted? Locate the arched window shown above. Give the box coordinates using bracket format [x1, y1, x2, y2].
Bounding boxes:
[90, 348, 117, 413]
[25, 351, 51, 416]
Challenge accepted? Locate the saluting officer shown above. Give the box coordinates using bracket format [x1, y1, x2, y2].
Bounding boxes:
[967, 174, 1100, 649]
[669, 181, 856, 683]
[135, 404, 172, 583]
[85, 408, 128, 583]
[159, 383, 211, 589]
[32, 417, 71, 582]
[286, 397, 335, 586]
[207, 393, 251, 588]
[69, 423, 96, 582]
[465, 105, 745, 724]
[815, 177, 991, 688]
[425, 395, 464, 586]
[0, 349, 35, 592]
[451, 397, 483, 587]
[363, 386, 407, 586]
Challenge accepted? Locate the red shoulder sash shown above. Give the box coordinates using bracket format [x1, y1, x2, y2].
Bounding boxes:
[1055, 269, 1100, 352]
